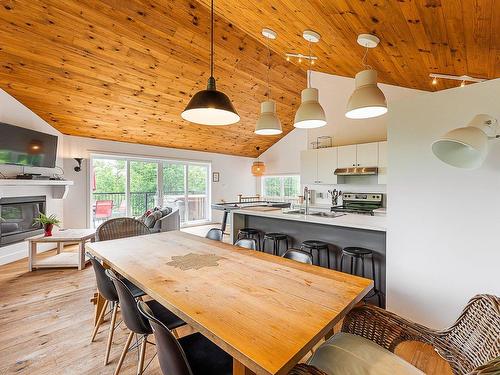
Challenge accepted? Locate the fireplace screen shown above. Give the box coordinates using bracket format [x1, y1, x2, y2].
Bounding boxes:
[0, 196, 46, 246]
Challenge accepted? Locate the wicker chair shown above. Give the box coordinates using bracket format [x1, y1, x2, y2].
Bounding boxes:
[288, 294, 499, 375]
[96, 217, 151, 242]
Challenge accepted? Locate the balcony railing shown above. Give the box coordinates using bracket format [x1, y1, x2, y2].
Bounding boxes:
[92, 191, 208, 225]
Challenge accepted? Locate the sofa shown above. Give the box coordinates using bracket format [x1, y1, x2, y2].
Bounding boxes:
[138, 206, 180, 233]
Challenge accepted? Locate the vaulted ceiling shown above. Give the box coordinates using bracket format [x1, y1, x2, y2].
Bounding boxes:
[0, 1, 498, 157]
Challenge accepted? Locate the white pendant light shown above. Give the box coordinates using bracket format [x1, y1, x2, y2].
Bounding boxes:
[256, 100, 282, 135]
[345, 34, 387, 119]
[432, 114, 498, 169]
[255, 28, 282, 135]
[294, 30, 326, 129]
[181, 0, 239, 126]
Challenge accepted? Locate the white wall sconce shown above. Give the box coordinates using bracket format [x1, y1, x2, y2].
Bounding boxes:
[432, 114, 499, 169]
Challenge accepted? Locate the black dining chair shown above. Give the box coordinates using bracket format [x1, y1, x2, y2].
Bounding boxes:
[137, 301, 232, 375]
[106, 270, 186, 375]
[282, 249, 314, 265]
[89, 256, 146, 365]
[234, 238, 258, 250]
[205, 228, 223, 241]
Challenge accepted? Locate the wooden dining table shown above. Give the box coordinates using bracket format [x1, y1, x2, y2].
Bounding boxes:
[86, 231, 373, 375]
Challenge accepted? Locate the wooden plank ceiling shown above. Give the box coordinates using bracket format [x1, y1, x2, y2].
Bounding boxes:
[0, 1, 498, 157]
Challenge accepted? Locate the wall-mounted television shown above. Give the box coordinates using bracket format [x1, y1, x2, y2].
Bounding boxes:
[0, 123, 58, 168]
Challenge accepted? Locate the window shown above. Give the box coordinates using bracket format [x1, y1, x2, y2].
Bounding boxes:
[90, 155, 210, 227]
[261, 175, 300, 201]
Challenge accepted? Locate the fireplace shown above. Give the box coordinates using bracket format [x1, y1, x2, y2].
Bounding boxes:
[0, 196, 46, 247]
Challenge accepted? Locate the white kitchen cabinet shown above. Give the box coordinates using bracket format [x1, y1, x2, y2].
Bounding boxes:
[300, 150, 318, 184]
[338, 143, 378, 168]
[378, 141, 388, 184]
[337, 145, 357, 168]
[300, 148, 338, 184]
[357, 142, 379, 167]
[317, 148, 338, 184]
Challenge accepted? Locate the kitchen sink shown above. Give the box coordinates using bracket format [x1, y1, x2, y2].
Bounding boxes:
[309, 211, 346, 218]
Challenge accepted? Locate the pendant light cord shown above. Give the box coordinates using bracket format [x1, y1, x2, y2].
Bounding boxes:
[266, 36, 271, 98]
[210, 0, 214, 78]
[307, 41, 312, 88]
[361, 46, 372, 69]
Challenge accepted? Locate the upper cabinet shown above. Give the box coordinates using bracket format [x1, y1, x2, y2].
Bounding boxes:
[357, 142, 379, 167]
[300, 141, 387, 185]
[317, 148, 338, 185]
[337, 145, 357, 168]
[300, 150, 318, 185]
[338, 142, 378, 168]
[300, 148, 337, 185]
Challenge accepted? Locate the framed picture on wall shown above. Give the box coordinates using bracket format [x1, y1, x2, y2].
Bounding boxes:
[212, 172, 220, 183]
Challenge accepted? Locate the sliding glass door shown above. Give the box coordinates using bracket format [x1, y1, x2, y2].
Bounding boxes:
[90, 155, 210, 227]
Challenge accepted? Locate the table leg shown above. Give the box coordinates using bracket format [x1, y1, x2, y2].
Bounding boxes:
[233, 359, 255, 375]
[78, 241, 85, 270]
[29, 241, 37, 272]
[57, 242, 63, 254]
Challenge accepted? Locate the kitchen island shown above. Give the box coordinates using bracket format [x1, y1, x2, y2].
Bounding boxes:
[231, 208, 386, 306]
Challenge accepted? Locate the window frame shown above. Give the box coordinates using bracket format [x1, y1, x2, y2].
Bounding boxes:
[89, 153, 211, 227]
[261, 174, 301, 201]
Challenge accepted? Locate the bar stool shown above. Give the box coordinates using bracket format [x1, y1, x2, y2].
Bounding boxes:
[262, 232, 289, 256]
[301, 240, 330, 268]
[237, 228, 262, 250]
[340, 247, 382, 306]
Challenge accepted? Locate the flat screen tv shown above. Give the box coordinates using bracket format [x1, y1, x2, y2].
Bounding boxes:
[0, 123, 58, 168]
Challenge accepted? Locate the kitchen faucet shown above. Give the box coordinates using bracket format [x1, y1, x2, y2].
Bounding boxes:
[303, 186, 310, 215]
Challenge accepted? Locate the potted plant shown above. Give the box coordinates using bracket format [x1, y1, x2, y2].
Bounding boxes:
[33, 213, 61, 237]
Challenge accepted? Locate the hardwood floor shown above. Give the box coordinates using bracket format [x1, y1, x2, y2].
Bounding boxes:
[0, 230, 452, 375]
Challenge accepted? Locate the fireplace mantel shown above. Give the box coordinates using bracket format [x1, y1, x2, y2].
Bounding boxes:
[0, 180, 73, 199]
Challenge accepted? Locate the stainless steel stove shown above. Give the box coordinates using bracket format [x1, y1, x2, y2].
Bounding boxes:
[331, 193, 383, 216]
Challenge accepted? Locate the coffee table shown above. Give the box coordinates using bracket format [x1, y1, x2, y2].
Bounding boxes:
[26, 229, 96, 271]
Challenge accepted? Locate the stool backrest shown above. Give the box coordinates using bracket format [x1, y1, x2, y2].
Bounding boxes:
[234, 238, 257, 250]
[106, 269, 151, 335]
[89, 257, 118, 302]
[205, 228, 223, 241]
[282, 249, 313, 265]
[138, 301, 193, 375]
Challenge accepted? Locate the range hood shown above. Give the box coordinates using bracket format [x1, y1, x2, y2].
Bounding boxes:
[334, 167, 378, 176]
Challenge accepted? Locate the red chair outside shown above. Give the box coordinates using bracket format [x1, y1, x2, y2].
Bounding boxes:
[94, 200, 113, 226]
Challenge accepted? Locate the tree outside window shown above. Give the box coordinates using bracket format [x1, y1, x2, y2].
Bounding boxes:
[262, 175, 300, 201]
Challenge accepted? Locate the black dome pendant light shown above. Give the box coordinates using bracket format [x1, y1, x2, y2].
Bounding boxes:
[181, 0, 240, 125]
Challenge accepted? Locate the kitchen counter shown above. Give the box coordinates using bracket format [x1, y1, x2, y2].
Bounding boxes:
[231, 207, 387, 307]
[232, 208, 387, 232]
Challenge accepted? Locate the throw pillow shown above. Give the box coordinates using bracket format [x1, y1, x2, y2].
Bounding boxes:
[144, 210, 162, 228]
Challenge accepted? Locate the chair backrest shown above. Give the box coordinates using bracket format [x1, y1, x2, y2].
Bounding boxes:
[234, 238, 257, 250]
[282, 249, 313, 265]
[96, 217, 150, 241]
[95, 200, 113, 218]
[443, 294, 500, 373]
[89, 257, 118, 302]
[138, 301, 193, 375]
[205, 228, 223, 241]
[106, 269, 152, 335]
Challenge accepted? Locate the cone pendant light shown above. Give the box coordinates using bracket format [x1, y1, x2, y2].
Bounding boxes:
[345, 34, 387, 119]
[294, 30, 326, 129]
[255, 28, 282, 135]
[181, 0, 239, 125]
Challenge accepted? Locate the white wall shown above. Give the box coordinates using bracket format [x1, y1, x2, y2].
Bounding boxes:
[63, 135, 256, 228]
[0, 89, 65, 264]
[387, 79, 500, 328]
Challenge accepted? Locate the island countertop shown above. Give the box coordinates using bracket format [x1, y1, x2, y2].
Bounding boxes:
[232, 208, 387, 232]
